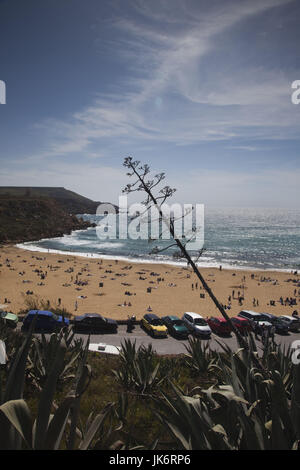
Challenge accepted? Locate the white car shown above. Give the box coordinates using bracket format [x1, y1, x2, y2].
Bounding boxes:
[278, 315, 300, 332]
[182, 312, 211, 338]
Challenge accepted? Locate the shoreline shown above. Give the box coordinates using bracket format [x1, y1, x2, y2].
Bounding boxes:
[0, 243, 299, 321]
[15, 242, 298, 275]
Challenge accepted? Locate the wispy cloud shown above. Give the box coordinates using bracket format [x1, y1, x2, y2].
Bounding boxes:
[22, 0, 298, 164]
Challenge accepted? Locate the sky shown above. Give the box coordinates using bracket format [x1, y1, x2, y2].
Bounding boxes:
[0, 0, 300, 208]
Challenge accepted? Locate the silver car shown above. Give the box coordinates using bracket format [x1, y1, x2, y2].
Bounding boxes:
[182, 312, 211, 338]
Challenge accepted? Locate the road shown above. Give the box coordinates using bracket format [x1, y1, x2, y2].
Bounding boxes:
[16, 322, 300, 355]
[65, 324, 300, 355]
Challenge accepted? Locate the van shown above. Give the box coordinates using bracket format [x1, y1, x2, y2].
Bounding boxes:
[238, 310, 272, 332]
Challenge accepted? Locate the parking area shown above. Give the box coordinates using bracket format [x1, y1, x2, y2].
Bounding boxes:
[15, 319, 300, 356]
[50, 324, 300, 355]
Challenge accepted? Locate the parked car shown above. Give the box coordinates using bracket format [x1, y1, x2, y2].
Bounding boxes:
[141, 314, 168, 338]
[259, 313, 289, 334]
[206, 317, 232, 336]
[182, 312, 211, 338]
[278, 315, 300, 332]
[22, 310, 69, 332]
[72, 313, 118, 333]
[0, 310, 18, 329]
[161, 315, 189, 339]
[238, 310, 272, 334]
[230, 317, 252, 335]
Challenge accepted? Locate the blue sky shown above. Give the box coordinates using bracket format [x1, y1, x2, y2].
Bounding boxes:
[0, 0, 299, 207]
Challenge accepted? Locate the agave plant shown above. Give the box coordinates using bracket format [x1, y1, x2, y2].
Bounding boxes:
[0, 322, 114, 450]
[27, 327, 84, 391]
[184, 337, 218, 375]
[0, 320, 24, 364]
[113, 339, 165, 395]
[155, 382, 234, 449]
[156, 338, 300, 450]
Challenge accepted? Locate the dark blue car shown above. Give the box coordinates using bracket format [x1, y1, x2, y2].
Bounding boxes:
[22, 310, 70, 332]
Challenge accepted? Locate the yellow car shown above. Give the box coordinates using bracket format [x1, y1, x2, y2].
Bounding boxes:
[141, 314, 168, 338]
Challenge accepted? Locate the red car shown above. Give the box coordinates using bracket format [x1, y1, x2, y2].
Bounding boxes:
[207, 317, 232, 336]
[230, 316, 252, 334]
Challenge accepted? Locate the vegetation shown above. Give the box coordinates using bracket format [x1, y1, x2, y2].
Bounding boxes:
[1, 321, 300, 450]
[19, 295, 73, 319]
[0, 186, 102, 215]
[0, 196, 92, 243]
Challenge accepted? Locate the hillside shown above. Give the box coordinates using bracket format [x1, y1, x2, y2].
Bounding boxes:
[0, 196, 92, 243]
[0, 187, 103, 214]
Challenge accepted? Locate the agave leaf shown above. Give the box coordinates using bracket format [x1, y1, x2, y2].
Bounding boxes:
[61, 350, 82, 376]
[230, 355, 244, 399]
[252, 414, 270, 450]
[67, 341, 90, 450]
[211, 423, 227, 436]
[157, 383, 231, 450]
[271, 370, 294, 446]
[237, 405, 265, 450]
[34, 339, 67, 449]
[4, 319, 35, 402]
[0, 399, 32, 449]
[247, 400, 261, 417]
[291, 364, 300, 440]
[44, 396, 75, 449]
[203, 385, 249, 405]
[271, 414, 290, 450]
[292, 440, 300, 450]
[79, 403, 113, 450]
[109, 439, 125, 450]
[165, 419, 192, 449]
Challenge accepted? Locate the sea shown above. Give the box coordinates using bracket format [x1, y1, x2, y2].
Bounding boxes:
[17, 207, 300, 272]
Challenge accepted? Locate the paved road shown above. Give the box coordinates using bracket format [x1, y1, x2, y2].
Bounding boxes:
[17, 323, 300, 355]
[66, 324, 300, 355]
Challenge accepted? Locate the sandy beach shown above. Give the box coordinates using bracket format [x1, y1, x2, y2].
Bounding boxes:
[0, 244, 299, 320]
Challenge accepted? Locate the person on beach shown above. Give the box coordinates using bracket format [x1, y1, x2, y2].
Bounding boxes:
[270, 325, 276, 344]
[261, 325, 266, 345]
[126, 315, 135, 333]
[249, 319, 259, 339]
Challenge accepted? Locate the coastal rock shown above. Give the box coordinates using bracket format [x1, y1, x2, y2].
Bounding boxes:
[0, 195, 92, 243]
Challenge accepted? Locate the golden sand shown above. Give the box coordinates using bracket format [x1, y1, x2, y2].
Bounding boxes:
[0, 244, 299, 320]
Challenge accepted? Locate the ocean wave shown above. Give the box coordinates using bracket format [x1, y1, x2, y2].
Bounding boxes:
[15, 243, 293, 273]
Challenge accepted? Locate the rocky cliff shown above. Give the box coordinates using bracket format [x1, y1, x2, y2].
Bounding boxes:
[0, 196, 93, 243]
